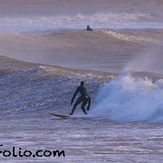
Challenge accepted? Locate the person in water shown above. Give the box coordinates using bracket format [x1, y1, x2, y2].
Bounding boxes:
[70, 81, 91, 115]
[86, 25, 93, 31]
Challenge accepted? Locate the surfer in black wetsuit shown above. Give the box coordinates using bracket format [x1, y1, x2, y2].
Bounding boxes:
[86, 25, 93, 31]
[70, 81, 91, 115]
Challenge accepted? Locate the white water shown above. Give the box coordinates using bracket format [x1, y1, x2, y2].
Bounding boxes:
[92, 72, 163, 122]
[0, 12, 163, 32]
[0, 1, 163, 162]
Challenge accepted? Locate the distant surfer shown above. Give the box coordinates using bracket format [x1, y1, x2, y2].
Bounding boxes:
[86, 25, 93, 31]
[70, 81, 91, 115]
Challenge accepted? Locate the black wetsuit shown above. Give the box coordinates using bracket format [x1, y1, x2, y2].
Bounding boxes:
[70, 86, 91, 115]
[86, 25, 93, 31]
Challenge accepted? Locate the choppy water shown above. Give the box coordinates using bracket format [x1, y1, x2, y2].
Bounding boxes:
[0, 60, 163, 162]
[0, 0, 163, 162]
[1, 117, 163, 163]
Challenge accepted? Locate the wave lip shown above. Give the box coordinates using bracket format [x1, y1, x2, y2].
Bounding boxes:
[92, 71, 163, 122]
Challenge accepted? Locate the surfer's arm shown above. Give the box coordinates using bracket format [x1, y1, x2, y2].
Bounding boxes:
[71, 87, 79, 105]
[87, 97, 91, 111]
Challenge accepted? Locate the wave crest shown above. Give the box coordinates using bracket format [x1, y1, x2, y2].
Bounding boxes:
[92, 72, 163, 122]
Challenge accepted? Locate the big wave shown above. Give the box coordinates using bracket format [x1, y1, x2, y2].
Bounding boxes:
[92, 71, 163, 122]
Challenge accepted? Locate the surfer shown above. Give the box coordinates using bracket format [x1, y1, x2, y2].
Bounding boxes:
[86, 25, 93, 31]
[70, 81, 91, 115]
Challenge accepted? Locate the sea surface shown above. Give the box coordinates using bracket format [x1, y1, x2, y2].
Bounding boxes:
[0, 0, 163, 162]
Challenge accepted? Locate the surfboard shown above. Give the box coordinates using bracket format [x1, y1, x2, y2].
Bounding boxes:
[49, 112, 71, 118]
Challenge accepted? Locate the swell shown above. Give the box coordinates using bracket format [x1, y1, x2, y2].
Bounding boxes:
[0, 56, 115, 118]
[0, 29, 163, 73]
[1, 56, 163, 123]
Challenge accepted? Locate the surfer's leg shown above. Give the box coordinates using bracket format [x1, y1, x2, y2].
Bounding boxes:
[69, 98, 83, 115]
[81, 98, 88, 115]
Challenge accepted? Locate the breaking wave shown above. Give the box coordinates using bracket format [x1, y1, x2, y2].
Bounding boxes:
[92, 72, 163, 122]
[0, 63, 114, 117]
[0, 12, 163, 32]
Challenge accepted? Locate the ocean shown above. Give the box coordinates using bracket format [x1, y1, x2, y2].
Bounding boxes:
[0, 0, 163, 162]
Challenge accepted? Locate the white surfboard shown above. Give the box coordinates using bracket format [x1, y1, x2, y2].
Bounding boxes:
[49, 112, 71, 118]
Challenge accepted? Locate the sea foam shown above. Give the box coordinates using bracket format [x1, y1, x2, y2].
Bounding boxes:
[92, 72, 163, 122]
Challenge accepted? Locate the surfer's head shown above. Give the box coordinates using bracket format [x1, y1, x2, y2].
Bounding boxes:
[87, 25, 90, 29]
[80, 81, 85, 86]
